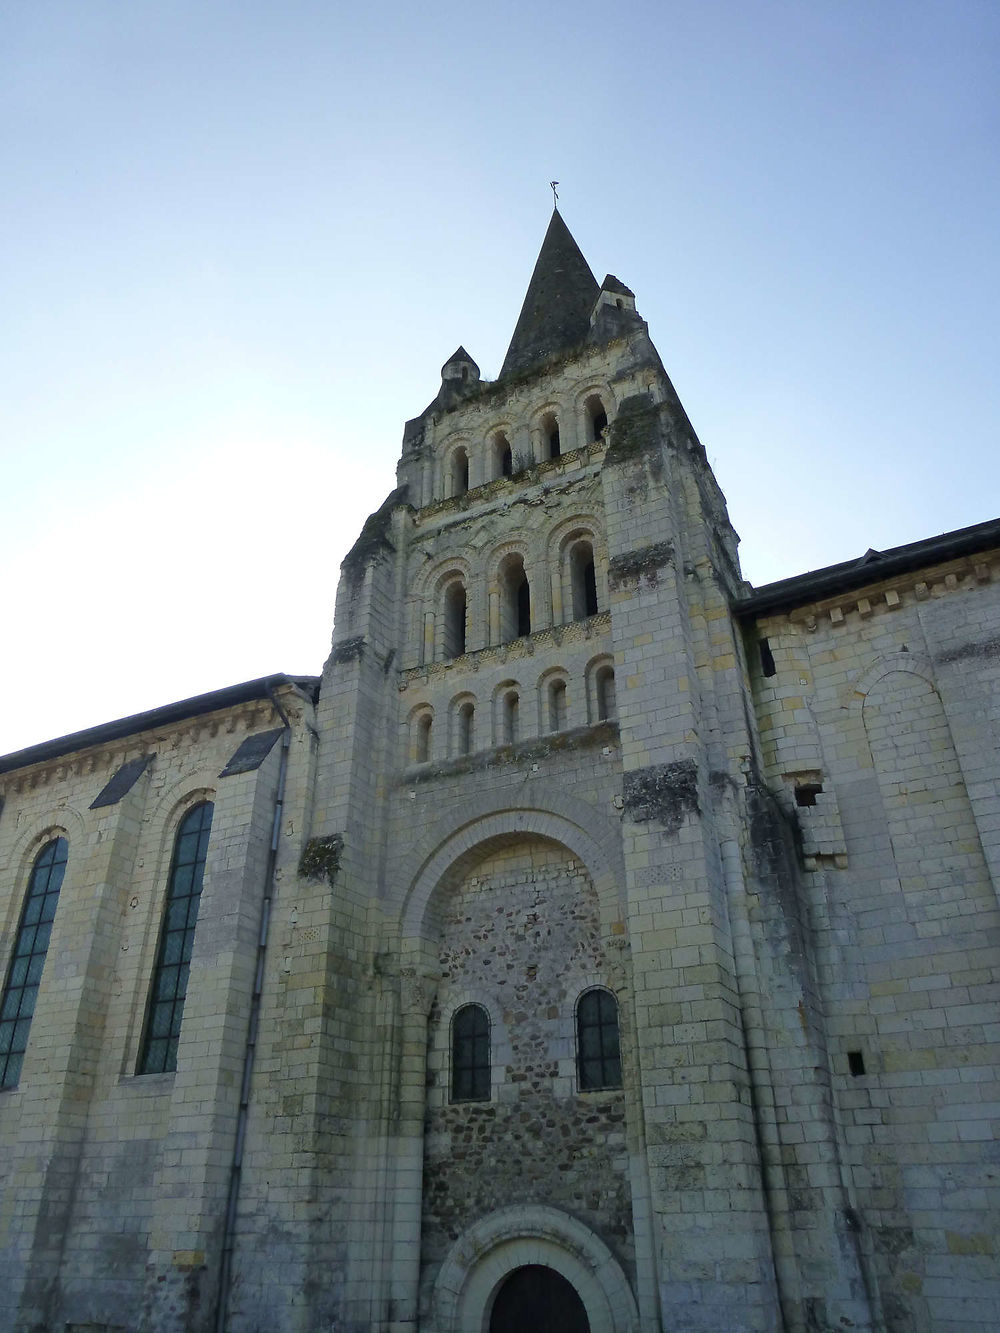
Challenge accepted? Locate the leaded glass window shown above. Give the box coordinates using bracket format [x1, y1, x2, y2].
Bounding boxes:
[576, 988, 622, 1091]
[451, 1003, 490, 1102]
[0, 836, 68, 1089]
[139, 801, 214, 1075]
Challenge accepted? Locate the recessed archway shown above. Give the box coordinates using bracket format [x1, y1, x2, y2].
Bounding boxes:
[429, 1204, 639, 1333]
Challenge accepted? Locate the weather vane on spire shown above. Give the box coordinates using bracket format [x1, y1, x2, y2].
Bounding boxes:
[550, 180, 559, 209]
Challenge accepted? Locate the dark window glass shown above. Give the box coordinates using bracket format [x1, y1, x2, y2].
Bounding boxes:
[458, 703, 474, 756]
[516, 576, 531, 637]
[139, 802, 214, 1074]
[452, 1003, 490, 1101]
[0, 837, 68, 1088]
[443, 581, 467, 659]
[576, 988, 622, 1091]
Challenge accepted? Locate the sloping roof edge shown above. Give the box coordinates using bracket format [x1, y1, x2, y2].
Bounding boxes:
[0, 674, 321, 776]
[735, 517, 1000, 618]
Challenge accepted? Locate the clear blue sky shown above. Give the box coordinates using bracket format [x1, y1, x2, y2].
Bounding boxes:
[2, 1, 997, 754]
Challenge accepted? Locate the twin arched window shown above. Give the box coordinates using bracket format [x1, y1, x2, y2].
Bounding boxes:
[595, 665, 617, 722]
[443, 580, 467, 659]
[0, 836, 68, 1089]
[139, 801, 214, 1075]
[547, 678, 567, 732]
[498, 553, 531, 642]
[585, 394, 608, 442]
[438, 395, 611, 502]
[569, 539, 598, 620]
[450, 447, 469, 497]
[542, 412, 560, 460]
[448, 989, 621, 1103]
[493, 433, 513, 479]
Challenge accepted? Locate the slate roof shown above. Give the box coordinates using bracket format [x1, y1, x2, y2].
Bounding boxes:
[735, 517, 1000, 617]
[0, 674, 320, 775]
[601, 274, 634, 297]
[498, 210, 600, 381]
[441, 346, 478, 373]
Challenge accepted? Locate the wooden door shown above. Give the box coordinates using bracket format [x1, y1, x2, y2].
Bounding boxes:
[489, 1264, 590, 1333]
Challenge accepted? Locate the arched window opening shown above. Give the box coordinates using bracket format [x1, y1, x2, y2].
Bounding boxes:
[458, 701, 475, 756]
[0, 836, 68, 1089]
[595, 665, 617, 722]
[548, 679, 567, 733]
[576, 988, 622, 1091]
[570, 541, 599, 620]
[450, 447, 469, 497]
[499, 554, 531, 642]
[517, 578, 530, 637]
[502, 691, 519, 745]
[140, 801, 214, 1075]
[451, 1003, 490, 1101]
[415, 712, 433, 764]
[542, 413, 561, 459]
[443, 580, 467, 659]
[494, 433, 513, 479]
[585, 394, 608, 442]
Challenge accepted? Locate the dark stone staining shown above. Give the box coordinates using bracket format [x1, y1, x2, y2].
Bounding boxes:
[402, 721, 618, 784]
[298, 834, 344, 886]
[623, 760, 699, 833]
[743, 777, 818, 994]
[608, 540, 674, 590]
[328, 636, 365, 665]
[936, 635, 1000, 665]
[602, 394, 658, 469]
[340, 485, 408, 586]
[873, 1227, 916, 1257]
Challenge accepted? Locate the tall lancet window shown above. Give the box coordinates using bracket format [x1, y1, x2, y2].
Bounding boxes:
[140, 801, 214, 1075]
[0, 837, 68, 1088]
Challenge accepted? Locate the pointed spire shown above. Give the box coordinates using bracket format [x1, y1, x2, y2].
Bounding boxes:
[498, 211, 600, 381]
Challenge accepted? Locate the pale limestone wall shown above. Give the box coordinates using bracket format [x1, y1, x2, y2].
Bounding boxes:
[749, 552, 1000, 1332]
[0, 686, 315, 1333]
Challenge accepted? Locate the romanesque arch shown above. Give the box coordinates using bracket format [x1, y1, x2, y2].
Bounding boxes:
[398, 798, 625, 949]
[428, 1204, 639, 1333]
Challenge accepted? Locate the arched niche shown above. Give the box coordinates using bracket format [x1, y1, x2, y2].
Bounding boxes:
[428, 1204, 639, 1333]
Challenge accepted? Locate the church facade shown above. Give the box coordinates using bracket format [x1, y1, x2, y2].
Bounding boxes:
[1, 213, 998, 1333]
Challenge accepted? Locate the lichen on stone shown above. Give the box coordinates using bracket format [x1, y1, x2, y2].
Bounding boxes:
[298, 833, 344, 885]
[340, 485, 408, 587]
[328, 636, 365, 666]
[608, 540, 674, 590]
[603, 393, 658, 467]
[623, 759, 699, 832]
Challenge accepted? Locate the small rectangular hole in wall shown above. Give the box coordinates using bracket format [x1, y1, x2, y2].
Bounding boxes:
[847, 1050, 866, 1077]
[795, 783, 823, 807]
[759, 637, 776, 677]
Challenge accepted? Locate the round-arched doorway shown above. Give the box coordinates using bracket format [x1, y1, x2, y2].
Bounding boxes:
[489, 1265, 590, 1333]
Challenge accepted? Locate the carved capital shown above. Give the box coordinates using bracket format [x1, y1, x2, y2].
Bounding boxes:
[399, 965, 440, 1018]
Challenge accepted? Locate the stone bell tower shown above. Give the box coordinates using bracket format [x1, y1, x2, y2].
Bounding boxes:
[288, 211, 875, 1332]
